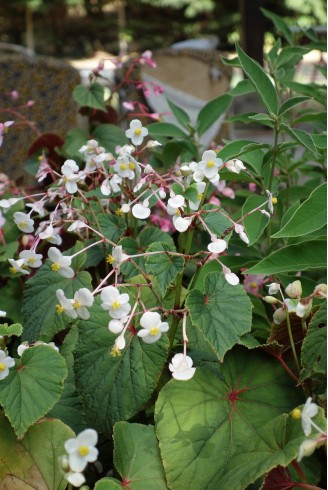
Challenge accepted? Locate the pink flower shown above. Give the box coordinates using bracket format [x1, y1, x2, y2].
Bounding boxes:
[140, 50, 157, 68]
[243, 274, 266, 296]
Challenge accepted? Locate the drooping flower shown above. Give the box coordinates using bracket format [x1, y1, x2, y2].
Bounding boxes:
[222, 265, 239, 285]
[125, 119, 148, 146]
[207, 238, 227, 254]
[37, 223, 62, 245]
[169, 353, 196, 381]
[100, 286, 131, 319]
[106, 246, 128, 267]
[56, 289, 77, 318]
[8, 258, 29, 275]
[0, 121, 14, 146]
[137, 311, 169, 344]
[188, 181, 206, 211]
[225, 159, 246, 174]
[301, 398, 319, 437]
[72, 288, 94, 320]
[132, 202, 151, 220]
[64, 428, 98, 472]
[48, 247, 74, 278]
[267, 282, 280, 295]
[266, 190, 277, 214]
[19, 250, 43, 268]
[13, 211, 34, 233]
[297, 438, 321, 462]
[108, 318, 127, 334]
[0, 350, 15, 380]
[60, 160, 84, 194]
[173, 216, 192, 233]
[234, 224, 249, 245]
[100, 174, 122, 196]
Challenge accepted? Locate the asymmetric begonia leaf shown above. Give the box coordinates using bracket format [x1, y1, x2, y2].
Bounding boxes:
[299, 301, 327, 383]
[155, 347, 305, 490]
[97, 214, 127, 243]
[22, 243, 92, 342]
[0, 413, 74, 490]
[186, 272, 252, 361]
[73, 82, 106, 111]
[47, 382, 87, 434]
[245, 241, 326, 274]
[74, 297, 169, 434]
[145, 242, 184, 296]
[112, 422, 168, 489]
[0, 322, 22, 337]
[272, 183, 327, 238]
[94, 479, 125, 489]
[0, 345, 67, 437]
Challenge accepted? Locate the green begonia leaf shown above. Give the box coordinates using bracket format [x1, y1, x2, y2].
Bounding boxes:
[0, 345, 67, 437]
[236, 43, 278, 115]
[272, 183, 327, 238]
[63, 127, 89, 159]
[242, 195, 270, 245]
[300, 301, 327, 383]
[147, 122, 187, 138]
[145, 242, 184, 296]
[113, 422, 168, 489]
[245, 241, 326, 274]
[197, 94, 232, 136]
[0, 414, 74, 490]
[74, 297, 169, 434]
[202, 204, 232, 237]
[95, 479, 125, 489]
[73, 82, 106, 111]
[48, 382, 87, 434]
[186, 272, 253, 361]
[22, 245, 92, 342]
[0, 322, 22, 337]
[155, 347, 304, 490]
[167, 98, 190, 127]
[97, 214, 127, 243]
[92, 124, 128, 153]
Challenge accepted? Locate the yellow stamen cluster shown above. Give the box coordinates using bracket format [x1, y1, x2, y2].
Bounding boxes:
[207, 161, 215, 168]
[0, 362, 5, 372]
[51, 263, 61, 272]
[272, 197, 278, 204]
[115, 208, 123, 216]
[111, 300, 121, 310]
[27, 257, 35, 265]
[107, 254, 115, 264]
[111, 346, 122, 357]
[120, 164, 127, 171]
[72, 300, 82, 309]
[78, 445, 90, 457]
[129, 162, 135, 170]
[149, 327, 160, 336]
[10, 267, 18, 274]
[250, 281, 257, 288]
[291, 408, 302, 419]
[197, 193, 203, 201]
[19, 221, 27, 229]
[56, 304, 65, 314]
[134, 128, 142, 135]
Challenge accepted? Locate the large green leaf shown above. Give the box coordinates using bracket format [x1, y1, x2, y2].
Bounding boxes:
[242, 195, 270, 245]
[74, 297, 169, 434]
[92, 124, 128, 153]
[97, 214, 127, 243]
[299, 301, 327, 383]
[147, 122, 187, 138]
[278, 96, 311, 117]
[0, 345, 67, 437]
[261, 8, 293, 44]
[186, 272, 253, 361]
[167, 98, 190, 127]
[145, 242, 184, 296]
[73, 82, 106, 111]
[272, 183, 327, 238]
[281, 123, 318, 154]
[22, 243, 92, 342]
[155, 347, 304, 490]
[112, 422, 168, 489]
[236, 43, 278, 115]
[197, 94, 232, 136]
[228, 79, 256, 97]
[95, 479, 123, 489]
[0, 414, 74, 490]
[202, 204, 232, 237]
[48, 382, 87, 434]
[245, 241, 326, 275]
[63, 127, 89, 159]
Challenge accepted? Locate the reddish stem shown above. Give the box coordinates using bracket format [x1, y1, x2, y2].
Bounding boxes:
[291, 459, 308, 483]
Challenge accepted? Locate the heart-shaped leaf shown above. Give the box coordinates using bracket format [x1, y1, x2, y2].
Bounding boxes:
[146, 242, 184, 296]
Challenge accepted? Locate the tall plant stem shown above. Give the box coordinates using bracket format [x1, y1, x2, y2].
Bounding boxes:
[266, 122, 280, 250]
[286, 311, 301, 373]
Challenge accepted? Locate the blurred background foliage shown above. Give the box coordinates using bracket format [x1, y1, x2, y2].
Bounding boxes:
[0, 0, 326, 57]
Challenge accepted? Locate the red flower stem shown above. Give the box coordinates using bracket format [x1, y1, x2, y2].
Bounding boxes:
[291, 459, 308, 483]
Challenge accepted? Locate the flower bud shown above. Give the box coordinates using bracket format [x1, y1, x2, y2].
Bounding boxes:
[263, 296, 279, 304]
[121, 204, 130, 213]
[297, 439, 319, 462]
[273, 307, 287, 324]
[285, 280, 302, 298]
[144, 164, 153, 174]
[296, 299, 313, 319]
[313, 283, 327, 297]
[267, 282, 280, 295]
[180, 165, 193, 176]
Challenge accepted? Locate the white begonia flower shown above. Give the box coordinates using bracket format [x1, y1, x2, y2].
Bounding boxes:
[125, 119, 148, 146]
[159, 188, 166, 199]
[67, 220, 87, 232]
[13, 212, 34, 233]
[146, 139, 162, 148]
[38, 223, 62, 245]
[169, 353, 196, 381]
[266, 190, 277, 214]
[121, 203, 131, 213]
[132, 202, 151, 220]
[117, 144, 135, 156]
[114, 155, 139, 179]
[114, 332, 126, 350]
[17, 342, 29, 356]
[285, 280, 302, 298]
[65, 470, 86, 487]
[48, 247, 74, 278]
[143, 163, 153, 174]
[100, 286, 131, 319]
[79, 139, 100, 156]
[8, 258, 29, 275]
[19, 250, 43, 268]
[225, 159, 246, 174]
[101, 174, 122, 196]
[60, 159, 83, 194]
[0, 310, 6, 317]
[0, 349, 15, 380]
[267, 283, 280, 295]
[197, 150, 223, 180]
[0, 197, 20, 211]
[296, 299, 312, 319]
[234, 224, 249, 245]
[222, 265, 239, 285]
[173, 216, 192, 233]
[107, 246, 128, 267]
[137, 311, 169, 344]
[207, 239, 227, 254]
[284, 298, 298, 313]
[297, 439, 320, 462]
[72, 288, 94, 320]
[260, 209, 271, 218]
[26, 200, 47, 217]
[56, 289, 77, 318]
[301, 398, 319, 436]
[189, 181, 206, 211]
[108, 318, 127, 334]
[65, 428, 98, 473]
[167, 194, 185, 213]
